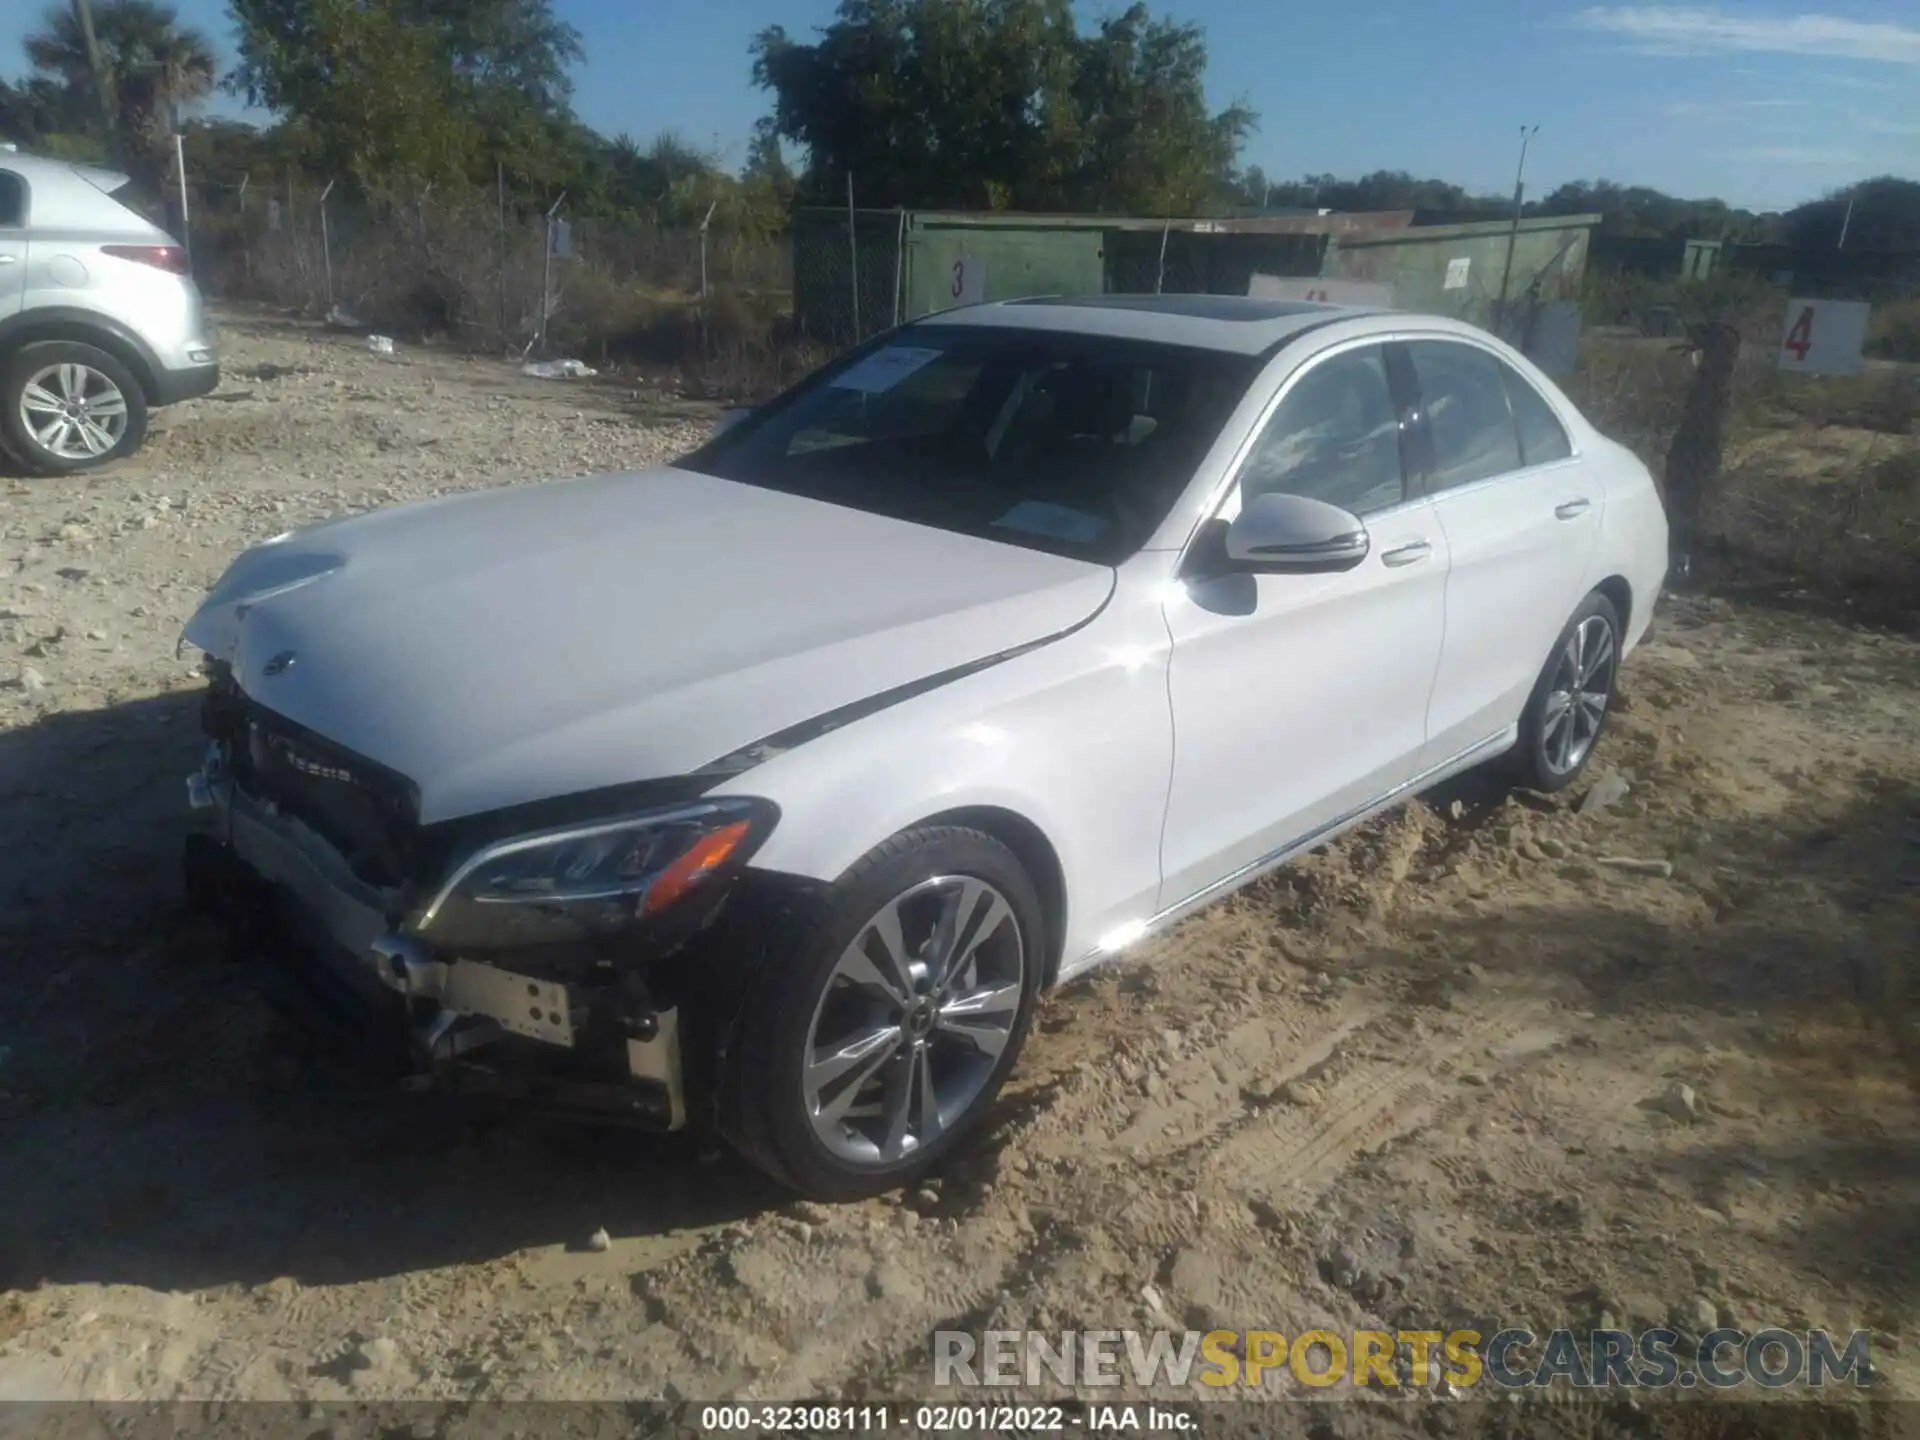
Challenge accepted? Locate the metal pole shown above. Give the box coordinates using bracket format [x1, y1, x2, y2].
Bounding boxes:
[496, 162, 508, 346]
[173, 131, 192, 269]
[237, 171, 250, 283]
[1155, 219, 1171, 294]
[540, 225, 551, 352]
[319, 178, 335, 309]
[1496, 124, 1538, 330]
[538, 191, 565, 355]
[892, 208, 906, 326]
[1837, 193, 1855, 250]
[846, 172, 860, 343]
[286, 170, 297, 296]
[699, 199, 717, 300]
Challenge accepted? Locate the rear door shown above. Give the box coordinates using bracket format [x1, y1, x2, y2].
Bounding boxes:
[1404, 338, 1601, 767]
[0, 169, 26, 319]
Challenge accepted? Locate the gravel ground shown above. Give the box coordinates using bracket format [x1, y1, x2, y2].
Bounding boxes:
[1, 313, 1916, 1430]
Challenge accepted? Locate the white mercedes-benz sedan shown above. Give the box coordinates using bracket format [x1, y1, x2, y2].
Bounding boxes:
[181, 295, 1668, 1198]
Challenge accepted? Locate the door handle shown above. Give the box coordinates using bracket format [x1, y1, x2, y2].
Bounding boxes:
[1555, 498, 1592, 520]
[1380, 540, 1432, 567]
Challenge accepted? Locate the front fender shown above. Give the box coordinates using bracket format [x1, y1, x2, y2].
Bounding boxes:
[0, 304, 163, 398]
[708, 602, 1175, 974]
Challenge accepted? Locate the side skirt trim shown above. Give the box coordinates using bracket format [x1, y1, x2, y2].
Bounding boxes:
[1055, 725, 1517, 986]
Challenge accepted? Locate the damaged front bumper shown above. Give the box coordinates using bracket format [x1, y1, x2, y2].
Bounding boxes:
[185, 745, 690, 1129]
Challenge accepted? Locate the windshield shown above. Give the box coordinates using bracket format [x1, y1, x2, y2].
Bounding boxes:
[682, 325, 1260, 563]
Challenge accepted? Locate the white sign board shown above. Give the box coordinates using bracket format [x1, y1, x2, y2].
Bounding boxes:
[947, 254, 987, 307]
[1248, 273, 1395, 308]
[548, 219, 573, 260]
[1778, 297, 1869, 376]
[266, 198, 282, 233]
[1443, 257, 1472, 291]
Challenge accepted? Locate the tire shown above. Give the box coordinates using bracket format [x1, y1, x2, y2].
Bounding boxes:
[718, 826, 1045, 1200]
[1, 340, 150, 475]
[1509, 590, 1622, 793]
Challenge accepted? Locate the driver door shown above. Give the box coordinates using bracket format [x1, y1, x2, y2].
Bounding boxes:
[1157, 341, 1450, 908]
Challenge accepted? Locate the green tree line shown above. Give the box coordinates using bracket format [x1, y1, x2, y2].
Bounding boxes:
[3, 0, 1918, 248]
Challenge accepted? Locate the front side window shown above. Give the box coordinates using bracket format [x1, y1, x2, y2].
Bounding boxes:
[0, 172, 25, 228]
[685, 326, 1259, 563]
[1236, 345, 1405, 517]
[1408, 340, 1522, 491]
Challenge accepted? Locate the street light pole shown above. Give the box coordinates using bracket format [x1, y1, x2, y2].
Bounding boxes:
[1496, 124, 1539, 332]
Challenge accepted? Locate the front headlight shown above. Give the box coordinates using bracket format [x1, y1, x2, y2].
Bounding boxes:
[416, 798, 775, 947]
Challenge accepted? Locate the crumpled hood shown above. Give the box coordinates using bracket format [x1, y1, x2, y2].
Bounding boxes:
[183, 467, 1112, 823]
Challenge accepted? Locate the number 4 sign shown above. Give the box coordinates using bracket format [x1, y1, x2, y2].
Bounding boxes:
[1778, 297, 1870, 376]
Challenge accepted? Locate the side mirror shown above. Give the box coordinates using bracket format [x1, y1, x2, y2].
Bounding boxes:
[713, 406, 755, 437]
[1224, 492, 1371, 572]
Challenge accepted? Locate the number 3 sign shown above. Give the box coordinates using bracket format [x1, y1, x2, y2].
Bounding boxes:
[1778, 297, 1870, 376]
[949, 255, 987, 307]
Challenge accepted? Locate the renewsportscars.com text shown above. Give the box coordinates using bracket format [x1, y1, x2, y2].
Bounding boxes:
[933, 1327, 1877, 1391]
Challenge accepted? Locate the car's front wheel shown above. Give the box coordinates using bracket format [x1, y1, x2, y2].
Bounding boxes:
[1, 341, 150, 476]
[719, 826, 1045, 1200]
[1510, 590, 1622, 792]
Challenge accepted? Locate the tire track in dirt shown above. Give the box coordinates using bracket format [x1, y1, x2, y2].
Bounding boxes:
[1198, 1002, 1559, 1209]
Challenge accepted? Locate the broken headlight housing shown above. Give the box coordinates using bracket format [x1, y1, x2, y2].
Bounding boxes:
[415, 797, 776, 950]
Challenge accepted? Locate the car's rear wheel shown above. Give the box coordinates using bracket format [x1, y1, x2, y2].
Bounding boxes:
[1, 341, 149, 475]
[1510, 590, 1621, 793]
[719, 826, 1044, 1200]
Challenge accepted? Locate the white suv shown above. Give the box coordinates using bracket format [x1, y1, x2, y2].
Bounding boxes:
[0, 149, 219, 474]
[181, 296, 1667, 1200]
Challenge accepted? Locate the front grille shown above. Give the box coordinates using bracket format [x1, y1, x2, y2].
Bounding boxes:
[204, 667, 419, 888]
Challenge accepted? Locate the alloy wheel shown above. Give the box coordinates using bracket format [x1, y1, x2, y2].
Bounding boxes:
[20, 363, 131, 461]
[1540, 614, 1615, 775]
[804, 875, 1025, 1166]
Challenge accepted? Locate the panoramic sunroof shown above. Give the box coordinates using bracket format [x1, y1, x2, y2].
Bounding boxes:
[1006, 295, 1333, 321]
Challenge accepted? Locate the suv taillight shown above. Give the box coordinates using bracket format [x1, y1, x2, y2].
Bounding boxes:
[102, 245, 191, 275]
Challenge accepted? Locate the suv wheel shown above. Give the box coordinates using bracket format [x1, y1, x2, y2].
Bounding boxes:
[1510, 590, 1622, 792]
[2, 341, 150, 475]
[719, 826, 1044, 1200]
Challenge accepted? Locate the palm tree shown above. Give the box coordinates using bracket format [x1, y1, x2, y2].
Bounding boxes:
[24, 0, 217, 189]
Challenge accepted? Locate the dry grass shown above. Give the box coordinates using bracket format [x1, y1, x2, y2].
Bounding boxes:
[1868, 297, 1920, 364]
[1571, 329, 1920, 623]
[194, 188, 810, 400]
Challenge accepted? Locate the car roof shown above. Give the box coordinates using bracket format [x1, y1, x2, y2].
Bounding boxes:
[919, 293, 1388, 356]
[0, 149, 161, 235]
[0, 148, 130, 193]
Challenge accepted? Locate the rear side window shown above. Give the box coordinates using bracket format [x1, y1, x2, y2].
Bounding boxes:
[1408, 341, 1522, 491]
[1238, 345, 1405, 516]
[0, 172, 24, 227]
[1500, 364, 1573, 467]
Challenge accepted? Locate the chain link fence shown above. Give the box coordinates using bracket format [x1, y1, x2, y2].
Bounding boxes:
[179, 182, 1620, 398]
[182, 176, 806, 393]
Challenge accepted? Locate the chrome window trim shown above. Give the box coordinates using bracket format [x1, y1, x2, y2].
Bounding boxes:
[1393, 328, 1587, 464]
[1421, 454, 1586, 506]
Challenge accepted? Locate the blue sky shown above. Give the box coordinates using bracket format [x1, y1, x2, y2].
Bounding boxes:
[10, 1, 1918, 211]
